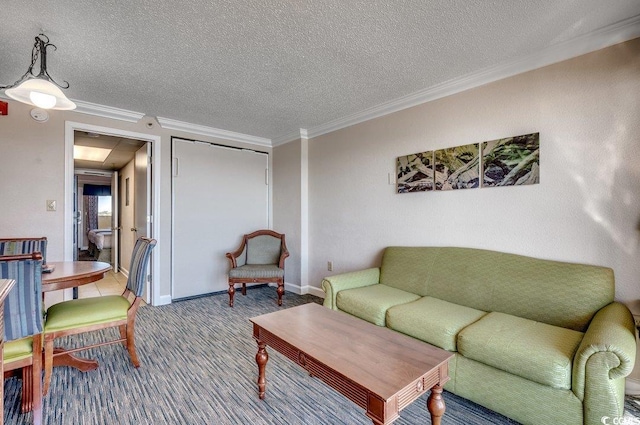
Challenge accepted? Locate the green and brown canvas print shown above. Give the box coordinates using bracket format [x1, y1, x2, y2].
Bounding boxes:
[434, 144, 480, 190]
[397, 151, 434, 193]
[482, 132, 540, 187]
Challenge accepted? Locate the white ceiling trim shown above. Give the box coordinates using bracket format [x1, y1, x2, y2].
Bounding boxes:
[272, 130, 303, 146]
[73, 99, 145, 123]
[0, 94, 145, 122]
[304, 14, 640, 140]
[156, 116, 272, 147]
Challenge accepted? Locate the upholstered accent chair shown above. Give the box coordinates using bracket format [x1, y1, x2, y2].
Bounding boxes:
[0, 237, 47, 265]
[43, 237, 156, 394]
[1, 252, 44, 425]
[226, 230, 289, 307]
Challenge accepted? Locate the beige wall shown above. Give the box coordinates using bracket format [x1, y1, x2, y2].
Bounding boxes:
[273, 139, 302, 287]
[297, 38, 640, 307]
[273, 37, 640, 385]
[0, 101, 271, 303]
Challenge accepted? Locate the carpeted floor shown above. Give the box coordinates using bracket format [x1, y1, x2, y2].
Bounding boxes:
[3, 287, 640, 424]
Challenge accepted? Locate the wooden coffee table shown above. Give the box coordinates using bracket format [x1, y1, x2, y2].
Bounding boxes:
[250, 303, 453, 425]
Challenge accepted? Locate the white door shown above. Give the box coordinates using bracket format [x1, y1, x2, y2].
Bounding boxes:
[172, 139, 269, 299]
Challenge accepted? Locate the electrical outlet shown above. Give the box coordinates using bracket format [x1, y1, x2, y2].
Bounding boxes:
[46, 200, 56, 211]
[634, 315, 640, 328]
[327, 261, 333, 272]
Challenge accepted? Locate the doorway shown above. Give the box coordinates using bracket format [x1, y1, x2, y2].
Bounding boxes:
[64, 122, 162, 306]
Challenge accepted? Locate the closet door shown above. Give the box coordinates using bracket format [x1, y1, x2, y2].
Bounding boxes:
[172, 139, 269, 299]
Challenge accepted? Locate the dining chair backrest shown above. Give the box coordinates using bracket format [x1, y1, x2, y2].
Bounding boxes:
[0, 237, 48, 266]
[126, 237, 156, 297]
[0, 253, 44, 341]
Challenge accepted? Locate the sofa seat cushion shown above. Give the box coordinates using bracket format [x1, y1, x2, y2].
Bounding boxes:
[336, 284, 420, 326]
[457, 312, 584, 390]
[386, 297, 486, 351]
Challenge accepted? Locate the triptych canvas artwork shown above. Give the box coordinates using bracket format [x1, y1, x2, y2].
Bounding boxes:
[397, 132, 539, 193]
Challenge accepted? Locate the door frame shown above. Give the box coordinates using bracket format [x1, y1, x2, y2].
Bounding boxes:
[64, 121, 163, 306]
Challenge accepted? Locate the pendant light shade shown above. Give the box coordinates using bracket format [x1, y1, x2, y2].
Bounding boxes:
[1, 34, 76, 110]
[5, 78, 76, 110]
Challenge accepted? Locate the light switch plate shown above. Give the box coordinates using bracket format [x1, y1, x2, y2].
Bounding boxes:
[46, 200, 56, 211]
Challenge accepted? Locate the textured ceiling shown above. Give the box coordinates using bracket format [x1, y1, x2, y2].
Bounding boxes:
[2, 1, 640, 142]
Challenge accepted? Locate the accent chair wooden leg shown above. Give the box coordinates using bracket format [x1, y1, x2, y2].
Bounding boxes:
[228, 282, 235, 307]
[242, 283, 247, 296]
[276, 281, 284, 306]
[427, 384, 445, 425]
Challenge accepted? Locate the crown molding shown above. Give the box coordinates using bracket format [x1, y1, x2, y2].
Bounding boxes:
[73, 100, 145, 122]
[0, 93, 146, 123]
[272, 129, 309, 146]
[303, 14, 640, 140]
[271, 130, 301, 147]
[157, 116, 272, 147]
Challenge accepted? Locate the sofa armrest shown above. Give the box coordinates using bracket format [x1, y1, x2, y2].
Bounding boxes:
[321, 268, 380, 310]
[572, 302, 636, 420]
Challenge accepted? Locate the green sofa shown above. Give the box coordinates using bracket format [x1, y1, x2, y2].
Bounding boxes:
[321, 247, 637, 425]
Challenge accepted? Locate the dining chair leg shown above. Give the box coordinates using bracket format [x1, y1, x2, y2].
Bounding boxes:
[20, 365, 33, 413]
[119, 325, 127, 346]
[32, 335, 43, 425]
[126, 320, 140, 368]
[43, 335, 54, 395]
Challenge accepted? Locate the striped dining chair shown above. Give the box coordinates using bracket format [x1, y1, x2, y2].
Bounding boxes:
[43, 237, 156, 395]
[0, 237, 47, 265]
[1, 252, 44, 425]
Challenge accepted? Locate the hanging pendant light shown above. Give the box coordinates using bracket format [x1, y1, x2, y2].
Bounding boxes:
[1, 34, 76, 110]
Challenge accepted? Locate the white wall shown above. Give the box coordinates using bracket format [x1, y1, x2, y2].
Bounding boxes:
[298, 38, 640, 310]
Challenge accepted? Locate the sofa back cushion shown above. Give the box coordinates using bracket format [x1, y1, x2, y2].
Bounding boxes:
[380, 247, 613, 331]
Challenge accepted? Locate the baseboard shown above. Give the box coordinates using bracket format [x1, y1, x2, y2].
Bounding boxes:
[626, 377, 640, 395]
[156, 294, 172, 306]
[282, 282, 325, 298]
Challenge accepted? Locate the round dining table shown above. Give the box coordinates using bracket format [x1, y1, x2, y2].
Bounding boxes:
[42, 261, 112, 292]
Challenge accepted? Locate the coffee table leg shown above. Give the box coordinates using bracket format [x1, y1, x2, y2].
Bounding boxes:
[256, 341, 269, 400]
[427, 384, 445, 425]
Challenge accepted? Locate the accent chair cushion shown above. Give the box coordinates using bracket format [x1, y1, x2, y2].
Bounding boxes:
[44, 296, 131, 332]
[457, 312, 584, 390]
[3, 336, 34, 363]
[336, 284, 420, 327]
[228, 265, 284, 279]
[386, 297, 486, 351]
